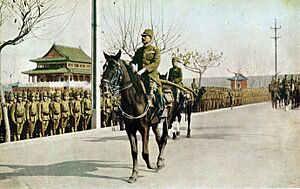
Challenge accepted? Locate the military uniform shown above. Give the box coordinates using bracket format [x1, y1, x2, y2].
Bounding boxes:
[60, 91, 70, 134]
[131, 43, 162, 94]
[39, 92, 51, 137]
[131, 29, 167, 118]
[70, 92, 81, 132]
[81, 91, 92, 130]
[11, 93, 26, 141]
[168, 57, 183, 101]
[26, 93, 39, 138]
[50, 93, 61, 135]
[191, 79, 198, 93]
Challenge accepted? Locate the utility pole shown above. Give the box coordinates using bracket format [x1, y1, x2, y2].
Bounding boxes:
[91, 0, 100, 129]
[270, 19, 281, 79]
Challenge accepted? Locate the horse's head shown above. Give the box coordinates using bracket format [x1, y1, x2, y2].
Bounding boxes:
[100, 50, 123, 95]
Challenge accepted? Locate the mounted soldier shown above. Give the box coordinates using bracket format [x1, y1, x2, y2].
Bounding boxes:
[130, 28, 167, 118]
[168, 57, 183, 101]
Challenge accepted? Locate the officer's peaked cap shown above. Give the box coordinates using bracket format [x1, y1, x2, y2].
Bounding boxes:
[141, 29, 154, 38]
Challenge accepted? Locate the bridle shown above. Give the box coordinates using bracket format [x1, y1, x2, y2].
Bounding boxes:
[101, 59, 130, 95]
[101, 58, 149, 120]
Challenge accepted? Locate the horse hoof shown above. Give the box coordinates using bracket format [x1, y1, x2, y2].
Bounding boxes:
[128, 176, 137, 183]
[147, 163, 157, 169]
[157, 158, 165, 171]
[172, 133, 177, 139]
[176, 131, 180, 136]
[157, 163, 165, 171]
[186, 134, 191, 138]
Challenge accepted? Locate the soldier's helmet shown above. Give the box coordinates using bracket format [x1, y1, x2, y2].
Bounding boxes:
[43, 92, 48, 98]
[22, 92, 28, 99]
[75, 91, 80, 97]
[62, 91, 69, 97]
[9, 93, 15, 101]
[141, 29, 154, 38]
[84, 90, 91, 95]
[171, 57, 179, 64]
[17, 93, 23, 99]
[54, 93, 61, 98]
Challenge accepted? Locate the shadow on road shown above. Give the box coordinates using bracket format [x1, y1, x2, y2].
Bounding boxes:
[79, 135, 142, 143]
[0, 160, 133, 182]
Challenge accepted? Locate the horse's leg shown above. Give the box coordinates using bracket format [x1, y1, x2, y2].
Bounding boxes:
[125, 128, 138, 183]
[186, 112, 191, 138]
[139, 124, 156, 170]
[176, 113, 181, 136]
[152, 123, 164, 169]
[155, 118, 170, 170]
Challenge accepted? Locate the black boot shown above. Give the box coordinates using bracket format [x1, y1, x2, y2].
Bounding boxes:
[157, 94, 167, 118]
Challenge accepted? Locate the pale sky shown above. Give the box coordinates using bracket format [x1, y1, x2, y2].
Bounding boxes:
[1, 0, 299, 84]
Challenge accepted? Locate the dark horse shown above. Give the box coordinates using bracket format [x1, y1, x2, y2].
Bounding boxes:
[159, 73, 195, 139]
[100, 51, 174, 183]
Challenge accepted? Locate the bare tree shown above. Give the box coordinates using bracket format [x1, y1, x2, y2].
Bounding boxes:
[239, 54, 271, 88]
[172, 48, 224, 88]
[0, 0, 76, 142]
[100, 0, 183, 58]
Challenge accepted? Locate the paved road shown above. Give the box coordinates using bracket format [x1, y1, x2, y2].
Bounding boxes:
[0, 102, 299, 188]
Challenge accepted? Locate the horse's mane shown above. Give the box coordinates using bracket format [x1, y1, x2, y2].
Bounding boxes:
[119, 59, 144, 95]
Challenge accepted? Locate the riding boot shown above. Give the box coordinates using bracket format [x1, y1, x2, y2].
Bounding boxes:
[157, 94, 168, 118]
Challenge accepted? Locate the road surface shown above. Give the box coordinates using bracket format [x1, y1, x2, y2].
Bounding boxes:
[0, 102, 299, 188]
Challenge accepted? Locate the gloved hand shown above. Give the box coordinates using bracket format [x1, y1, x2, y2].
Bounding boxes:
[137, 68, 146, 76]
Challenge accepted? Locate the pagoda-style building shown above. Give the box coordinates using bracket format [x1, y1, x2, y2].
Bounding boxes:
[22, 44, 91, 83]
[227, 73, 248, 89]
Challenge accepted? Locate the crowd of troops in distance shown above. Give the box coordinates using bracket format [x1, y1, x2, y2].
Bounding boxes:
[0, 88, 92, 142]
[194, 86, 270, 112]
[101, 79, 271, 128]
[269, 74, 300, 109]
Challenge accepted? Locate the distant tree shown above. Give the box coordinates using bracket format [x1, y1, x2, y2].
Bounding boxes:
[172, 48, 224, 88]
[100, 0, 183, 58]
[0, 0, 76, 142]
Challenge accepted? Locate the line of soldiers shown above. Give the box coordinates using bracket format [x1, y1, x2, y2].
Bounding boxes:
[194, 86, 270, 112]
[100, 93, 124, 130]
[269, 74, 300, 109]
[0, 89, 92, 142]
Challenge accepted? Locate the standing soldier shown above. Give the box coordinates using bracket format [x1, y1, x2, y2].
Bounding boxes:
[39, 92, 51, 137]
[50, 93, 61, 135]
[60, 91, 71, 134]
[81, 90, 92, 130]
[191, 78, 198, 93]
[229, 89, 235, 109]
[70, 92, 82, 132]
[11, 93, 26, 141]
[102, 93, 112, 128]
[26, 93, 39, 139]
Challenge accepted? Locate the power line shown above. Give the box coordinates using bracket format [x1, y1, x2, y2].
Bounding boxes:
[270, 19, 281, 79]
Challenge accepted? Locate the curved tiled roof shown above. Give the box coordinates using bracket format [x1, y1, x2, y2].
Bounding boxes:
[227, 73, 248, 81]
[30, 44, 91, 63]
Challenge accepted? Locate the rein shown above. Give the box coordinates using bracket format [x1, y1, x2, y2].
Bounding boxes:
[102, 60, 149, 120]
